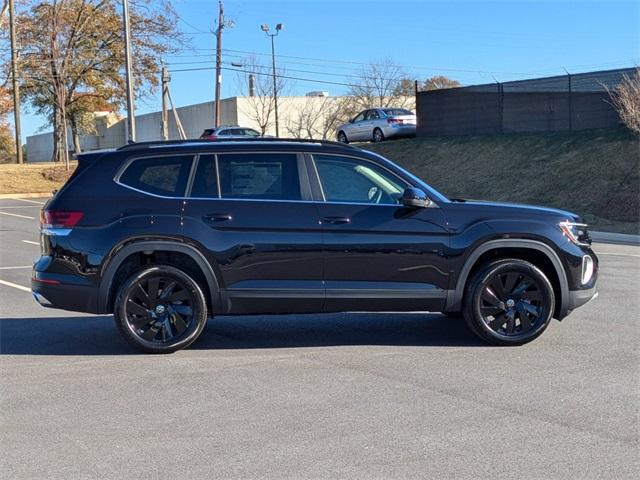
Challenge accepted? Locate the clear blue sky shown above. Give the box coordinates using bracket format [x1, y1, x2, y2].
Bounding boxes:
[20, 0, 640, 140]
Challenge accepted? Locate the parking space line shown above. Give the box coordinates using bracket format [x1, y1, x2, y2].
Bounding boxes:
[0, 266, 32, 270]
[0, 205, 42, 209]
[0, 211, 35, 220]
[22, 240, 40, 246]
[0, 279, 31, 292]
[13, 198, 45, 205]
[598, 252, 640, 258]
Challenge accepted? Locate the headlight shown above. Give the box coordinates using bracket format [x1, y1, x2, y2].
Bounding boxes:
[559, 221, 591, 247]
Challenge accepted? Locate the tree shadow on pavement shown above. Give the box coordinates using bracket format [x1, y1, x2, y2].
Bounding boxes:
[0, 312, 484, 355]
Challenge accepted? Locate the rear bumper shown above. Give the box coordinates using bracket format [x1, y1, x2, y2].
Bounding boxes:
[382, 125, 416, 138]
[31, 274, 100, 314]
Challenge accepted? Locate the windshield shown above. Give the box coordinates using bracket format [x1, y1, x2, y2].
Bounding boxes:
[382, 108, 414, 116]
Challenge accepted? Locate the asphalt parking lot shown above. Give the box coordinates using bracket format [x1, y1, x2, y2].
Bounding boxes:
[0, 197, 638, 479]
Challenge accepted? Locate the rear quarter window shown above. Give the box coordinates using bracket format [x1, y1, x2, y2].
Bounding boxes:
[119, 156, 194, 197]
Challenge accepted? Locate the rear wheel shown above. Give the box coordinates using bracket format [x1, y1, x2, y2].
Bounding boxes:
[114, 265, 208, 353]
[463, 259, 554, 346]
[337, 131, 348, 143]
[373, 128, 385, 143]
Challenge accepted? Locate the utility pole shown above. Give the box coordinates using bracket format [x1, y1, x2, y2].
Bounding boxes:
[261, 23, 283, 137]
[214, 0, 224, 127]
[8, 0, 23, 163]
[161, 61, 170, 140]
[122, 0, 136, 142]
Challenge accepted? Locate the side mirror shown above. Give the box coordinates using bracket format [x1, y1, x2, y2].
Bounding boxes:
[349, 118, 355, 123]
[401, 187, 430, 208]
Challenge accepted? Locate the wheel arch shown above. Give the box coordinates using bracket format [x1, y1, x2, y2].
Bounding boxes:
[446, 239, 569, 319]
[98, 240, 220, 314]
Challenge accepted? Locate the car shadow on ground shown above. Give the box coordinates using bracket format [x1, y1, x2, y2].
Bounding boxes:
[0, 312, 484, 355]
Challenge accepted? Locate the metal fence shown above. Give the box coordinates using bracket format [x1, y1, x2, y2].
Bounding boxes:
[416, 68, 636, 136]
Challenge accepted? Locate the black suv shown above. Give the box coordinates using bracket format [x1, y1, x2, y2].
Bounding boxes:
[32, 139, 598, 353]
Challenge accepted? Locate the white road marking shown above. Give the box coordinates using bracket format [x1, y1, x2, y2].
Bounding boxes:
[21, 240, 40, 246]
[0, 279, 31, 292]
[0, 205, 41, 209]
[13, 198, 45, 205]
[0, 266, 32, 270]
[0, 211, 35, 220]
[598, 252, 640, 258]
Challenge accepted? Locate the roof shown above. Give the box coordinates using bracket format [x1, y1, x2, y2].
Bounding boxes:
[116, 137, 360, 153]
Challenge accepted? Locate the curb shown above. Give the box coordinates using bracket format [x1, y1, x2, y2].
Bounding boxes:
[0, 192, 52, 199]
[591, 231, 640, 246]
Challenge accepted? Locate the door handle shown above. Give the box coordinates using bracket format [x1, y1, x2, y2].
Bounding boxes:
[321, 216, 351, 225]
[203, 213, 232, 222]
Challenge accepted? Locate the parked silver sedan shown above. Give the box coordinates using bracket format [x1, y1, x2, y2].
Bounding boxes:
[336, 108, 416, 143]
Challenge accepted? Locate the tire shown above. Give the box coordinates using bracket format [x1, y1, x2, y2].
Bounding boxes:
[114, 265, 208, 353]
[372, 128, 385, 143]
[337, 131, 349, 144]
[462, 258, 555, 346]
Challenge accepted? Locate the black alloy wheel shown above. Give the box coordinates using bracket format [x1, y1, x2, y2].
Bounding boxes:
[114, 265, 208, 353]
[463, 258, 555, 346]
[373, 128, 384, 143]
[337, 131, 348, 143]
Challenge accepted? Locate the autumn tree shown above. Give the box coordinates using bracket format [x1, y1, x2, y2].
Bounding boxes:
[13, 0, 183, 165]
[0, 85, 15, 163]
[607, 68, 640, 135]
[348, 58, 415, 110]
[423, 75, 461, 91]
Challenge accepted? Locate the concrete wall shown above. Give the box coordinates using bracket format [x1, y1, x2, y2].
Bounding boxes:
[25, 95, 414, 162]
[25, 131, 98, 163]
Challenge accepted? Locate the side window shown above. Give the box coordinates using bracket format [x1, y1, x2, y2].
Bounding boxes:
[314, 155, 407, 205]
[366, 110, 380, 120]
[243, 129, 260, 137]
[353, 111, 366, 123]
[217, 153, 301, 200]
[119, 156, 193, 197]
[190, 155, 218, 198]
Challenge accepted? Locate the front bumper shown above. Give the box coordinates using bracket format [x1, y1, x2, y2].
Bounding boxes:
[567, 285, 598, 311]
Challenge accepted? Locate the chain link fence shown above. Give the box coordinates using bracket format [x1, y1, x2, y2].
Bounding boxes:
[416, 68, 635, 136]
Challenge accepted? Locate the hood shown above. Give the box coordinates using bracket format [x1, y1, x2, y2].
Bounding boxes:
[448, 198, 581, 222]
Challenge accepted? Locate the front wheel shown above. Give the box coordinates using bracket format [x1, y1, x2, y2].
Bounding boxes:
[463, 259, 555, 346]
[114, 265, 208, 353]
[337, 131, 348, 143]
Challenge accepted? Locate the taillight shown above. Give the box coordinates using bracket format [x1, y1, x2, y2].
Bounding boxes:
[387, 118, 402, 124]
[41, 210, 84, 228]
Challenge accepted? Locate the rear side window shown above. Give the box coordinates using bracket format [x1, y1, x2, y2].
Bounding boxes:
[217, 153, 301, 200]
[119, 156, 193, 197]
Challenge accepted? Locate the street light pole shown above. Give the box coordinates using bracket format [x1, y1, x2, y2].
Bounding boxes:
[122, 0, 136, 142]
[8, 0, 23, 163]
[261, 23, 283, 137]
[214, 0, 224, 127]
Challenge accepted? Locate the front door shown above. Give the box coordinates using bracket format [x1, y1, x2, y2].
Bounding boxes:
[309, 153, 450, 312]
[182, 151, 323, 314]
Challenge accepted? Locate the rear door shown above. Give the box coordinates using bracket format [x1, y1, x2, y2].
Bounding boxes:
[308, 153, 450, 312]
[182, 150, 324, 314]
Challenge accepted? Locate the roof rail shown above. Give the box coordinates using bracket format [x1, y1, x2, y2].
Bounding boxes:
[116, 137, 358, 151]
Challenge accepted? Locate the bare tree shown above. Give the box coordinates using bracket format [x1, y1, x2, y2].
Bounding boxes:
[285, 96, 356, 140]
[607, 68, 640, 134]
[237, 56, 288, 135]
[348, 57, 414, 110]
